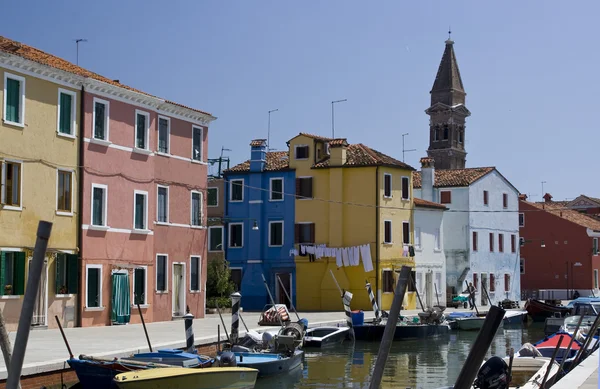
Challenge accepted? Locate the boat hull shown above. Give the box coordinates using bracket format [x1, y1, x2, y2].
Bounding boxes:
[525, 299, 570, 322]
[503, 310, 528, 326]
[235, 350, 304, 377]
[352, 323, 449, 341]
[456, 317, 504, 331]
[114, 367, 258, 389]
[303, 326, 349, 348]
[68, 358, 137, 389]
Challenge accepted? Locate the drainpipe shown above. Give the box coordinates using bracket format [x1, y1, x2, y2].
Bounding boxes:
[76, 84, 85, 328]
[375, 166, 380, 307]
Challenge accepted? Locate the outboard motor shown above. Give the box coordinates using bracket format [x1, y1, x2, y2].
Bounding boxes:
[218, 351, 237, 367]
[473, 356, 509, 389]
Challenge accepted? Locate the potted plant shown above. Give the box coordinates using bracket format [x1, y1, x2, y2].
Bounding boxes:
[4, 285, 13, 296]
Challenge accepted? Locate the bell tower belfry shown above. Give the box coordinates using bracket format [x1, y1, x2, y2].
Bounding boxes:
[426, 37, 471, 170]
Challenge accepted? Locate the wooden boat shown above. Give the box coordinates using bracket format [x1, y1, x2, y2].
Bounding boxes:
[501, 356, 559, 389]
[455, 316, 505, 331]
[524, 299, 570, 322]
[503, 310, 528, 326]
[352, 322, 450, 341]
[68, 350, 213, 389]
[303, 326, 350, 347]
[113, 366, 258, 389]
[233, 349, 304, 377]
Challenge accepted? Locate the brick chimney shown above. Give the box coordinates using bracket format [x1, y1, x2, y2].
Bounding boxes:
[420, 157, 435, 202]
[543, 193, 553, 203]
[518, 194, 528, 201]
[329, 139, 348, 166]
[249, 139, 267, 172]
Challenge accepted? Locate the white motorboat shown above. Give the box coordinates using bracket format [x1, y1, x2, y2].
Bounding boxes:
[502, 356, 560, 389]
[303, 326, 350, 347]
[455, 316, 505, 331]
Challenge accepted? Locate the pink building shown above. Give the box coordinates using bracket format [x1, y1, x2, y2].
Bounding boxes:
[80, 79, 215, 327]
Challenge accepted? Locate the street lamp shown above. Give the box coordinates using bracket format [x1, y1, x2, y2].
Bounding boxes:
[267, 109, 279, 151]
[252, 220, 259, 231]
[331, 99, 347, 138]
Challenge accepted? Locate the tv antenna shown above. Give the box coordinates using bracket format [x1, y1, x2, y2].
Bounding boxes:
[75, 38, 88, 66]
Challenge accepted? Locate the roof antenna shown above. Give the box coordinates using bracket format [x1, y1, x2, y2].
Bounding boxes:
[75, 38, 88, 66]
[448, 26, 452, 40]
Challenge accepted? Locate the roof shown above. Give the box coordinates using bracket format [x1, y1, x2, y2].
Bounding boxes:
[225, 151, 290, 173]
[414, 198, 447, 210]
[413, 167, 495, 188]
[313, 143, 415, 170]
[0, 35, 211, 116]
[250, 139, 266, 147]
[298, 133, 333, 141]
[525, 201, 600, 231]
[431, 39, 465, 94]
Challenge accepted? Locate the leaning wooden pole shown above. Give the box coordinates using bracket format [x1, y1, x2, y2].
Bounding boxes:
[369, 265, 412, 389]
[0, 308, 20, 389]
[7, 221, 52, 389]
[137, 303, 153, 352]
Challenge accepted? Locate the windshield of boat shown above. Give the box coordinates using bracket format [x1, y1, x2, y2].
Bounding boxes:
[574, 303, 600, 316]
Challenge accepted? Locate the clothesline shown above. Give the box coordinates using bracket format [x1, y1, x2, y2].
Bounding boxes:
[290, 243, 375, 273]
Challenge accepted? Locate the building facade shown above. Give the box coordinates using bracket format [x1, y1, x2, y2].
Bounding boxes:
[519, 194, 600, 299]
[223, 140, 296, 310]
[414, 195, 448, 309]
[288, 134, 417, 311]
[414, 161, 521, 306]
[0, 40, 81, 330]
[207, 177, 225, 264]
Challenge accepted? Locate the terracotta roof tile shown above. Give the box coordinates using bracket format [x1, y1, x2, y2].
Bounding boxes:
[298, 133, 333, 141]
[250, 139, 266, 147]
[414, 198, 447, 210]
[313, 143, 415, 170]
[413, 167, 495, 188]
[526, 201, 600, 231]
[329, 138, 348, 147]
[0, 35, 211, 116]
[225, 151, 289, 173]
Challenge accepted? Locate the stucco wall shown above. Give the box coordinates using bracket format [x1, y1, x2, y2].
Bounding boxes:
[207, 178, 224, 217]
[414, 207, 447, 307]
[0, 67, 80, 329]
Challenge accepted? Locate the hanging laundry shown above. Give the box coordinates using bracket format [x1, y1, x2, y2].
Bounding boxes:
[361, 244, 374, 272]
[301, 245, 306, 255]
[335, 248, 343, 267]
[353, 246, 361, 266]
[403, 245, 409, 257]
[342, 247, 350, 267]
[289, 249, 299, 257]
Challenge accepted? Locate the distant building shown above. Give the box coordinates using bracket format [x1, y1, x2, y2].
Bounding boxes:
[223, 140, 296, 310]
[519, 193, 600, 299]
[287, 133, 417, 311]
[207, 177, 225, 262]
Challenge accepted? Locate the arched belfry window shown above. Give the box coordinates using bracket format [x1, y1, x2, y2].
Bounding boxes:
[433, 127, 439, 141]
[443, 126, 449, 140]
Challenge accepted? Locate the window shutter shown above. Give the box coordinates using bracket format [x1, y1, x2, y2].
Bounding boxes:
[402, 177, 409, 199]
[134, 269, 144, 305]
[295, 179, 301, 198]
[14, 252, 26, 295]
[7, 79, 20, 123]
[294, 224, 300, 243]
[307, 178, 313, 198]
[0, 251, 5, 295]
[310, 223, 315, 243]
[67, 254, 79, 294]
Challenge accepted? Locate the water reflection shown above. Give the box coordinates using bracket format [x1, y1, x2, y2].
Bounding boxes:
[254, 323, 546, 389]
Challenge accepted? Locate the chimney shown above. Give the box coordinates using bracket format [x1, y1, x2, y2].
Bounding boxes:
[329, 139, 348, 166]
[249, 139, 267, 172]
[518, 194, 527, 201]
[420, 157, 435, 202]
[543, 193, 553, 203]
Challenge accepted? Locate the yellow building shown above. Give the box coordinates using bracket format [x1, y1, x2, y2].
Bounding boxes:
[0, 39, 80, 330]
[288, 133, 417, 311]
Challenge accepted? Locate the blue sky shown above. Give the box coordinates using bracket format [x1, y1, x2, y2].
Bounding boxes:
[4, 1, 599, 201]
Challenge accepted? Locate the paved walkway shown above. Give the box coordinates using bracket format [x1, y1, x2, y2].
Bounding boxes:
[551, 349, 598, 389]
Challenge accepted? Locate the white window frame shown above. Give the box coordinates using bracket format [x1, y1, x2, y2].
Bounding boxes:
[230, 179, 244, 202]
[91, 97, 110, 144]
[190, 255, 201, 292]
[156, 185, 169, 224]
[401, 176, 410, 200]
[269, 177, 284, 202]
[156, 254, 169, 293]
[85, 264, 103, 309]
[294, 144, 309, 160]
[414, 227, 421, 249]
[229, 222, 244, 248]
[56, 88, 77, 138]
[133, 190, 149, 232]
[157, 115, 171, 154]
[90, 183, 108, 229]
[192, 126, 203, 162]
[268, 221, 284, 247]
[383, 173, 392, 198]
[56, 168, 74, 216]
[435, 228, 441, 251]
[3, 72, 26, 127]
[190, 190, 203, 227]
[402, 221, 410, 245]
[595, 269, 599, 289]
[1, 159, 24, 211]
[594, 238, 599, 256]
[132, 265, 148, 306]
[208, 226, 224, 252]
[384, 220, 392, 244]
[133, 109, 151, 154]
[519, 213, 525, 227]
[207, 187, 219, 207]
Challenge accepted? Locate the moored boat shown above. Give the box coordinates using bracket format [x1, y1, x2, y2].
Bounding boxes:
[113, 366, 258, 389]
[303, 326, 350, 347]
[503, 310, 528, 326]
[501, 356, 559, 389]
[532, 332, 581, 362]
[233, 349, 304, 377]
[455, 316, 504, 331]
[524, 299, 570, 322]
[353, 322, 450, 341]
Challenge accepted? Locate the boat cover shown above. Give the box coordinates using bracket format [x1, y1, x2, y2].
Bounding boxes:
[448, 311, 475, 319]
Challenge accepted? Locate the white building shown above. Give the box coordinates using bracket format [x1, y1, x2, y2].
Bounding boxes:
[413, 157, 521, 306]
[414, 195, 448, 309]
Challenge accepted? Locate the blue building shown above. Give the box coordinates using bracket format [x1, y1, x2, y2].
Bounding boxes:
[223, 139, 296, 311]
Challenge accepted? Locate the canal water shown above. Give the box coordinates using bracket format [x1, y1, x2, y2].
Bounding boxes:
[255, 323, 547, 389]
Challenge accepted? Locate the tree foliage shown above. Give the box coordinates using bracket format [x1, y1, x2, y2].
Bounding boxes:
[207, 259, 235, 298]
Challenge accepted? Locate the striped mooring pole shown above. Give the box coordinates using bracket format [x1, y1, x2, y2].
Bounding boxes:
[365, 281, 380, 323]
[342, 290, 354, 331]
[230, 292, 241, 345]
[184, 308, 195, 353]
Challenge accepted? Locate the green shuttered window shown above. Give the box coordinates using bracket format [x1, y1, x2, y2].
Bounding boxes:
[58, 92, 73, 134]
[55, 254, 79, 294]
[5, 77, 22, 124]
[192, 127, 202, 161]
[133, 268, 146, 305]
[190, 257, 200, 291]
[209, 227, 223, 251]
[156, 255, 167, 292]
[87, 267, 101, 308]
[0, 252, 26, 296]
[207, 188, 218, 207]
[134, 192, 147, 230]
[136, 113, 147, 149]
[93, 101, 107, 140]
